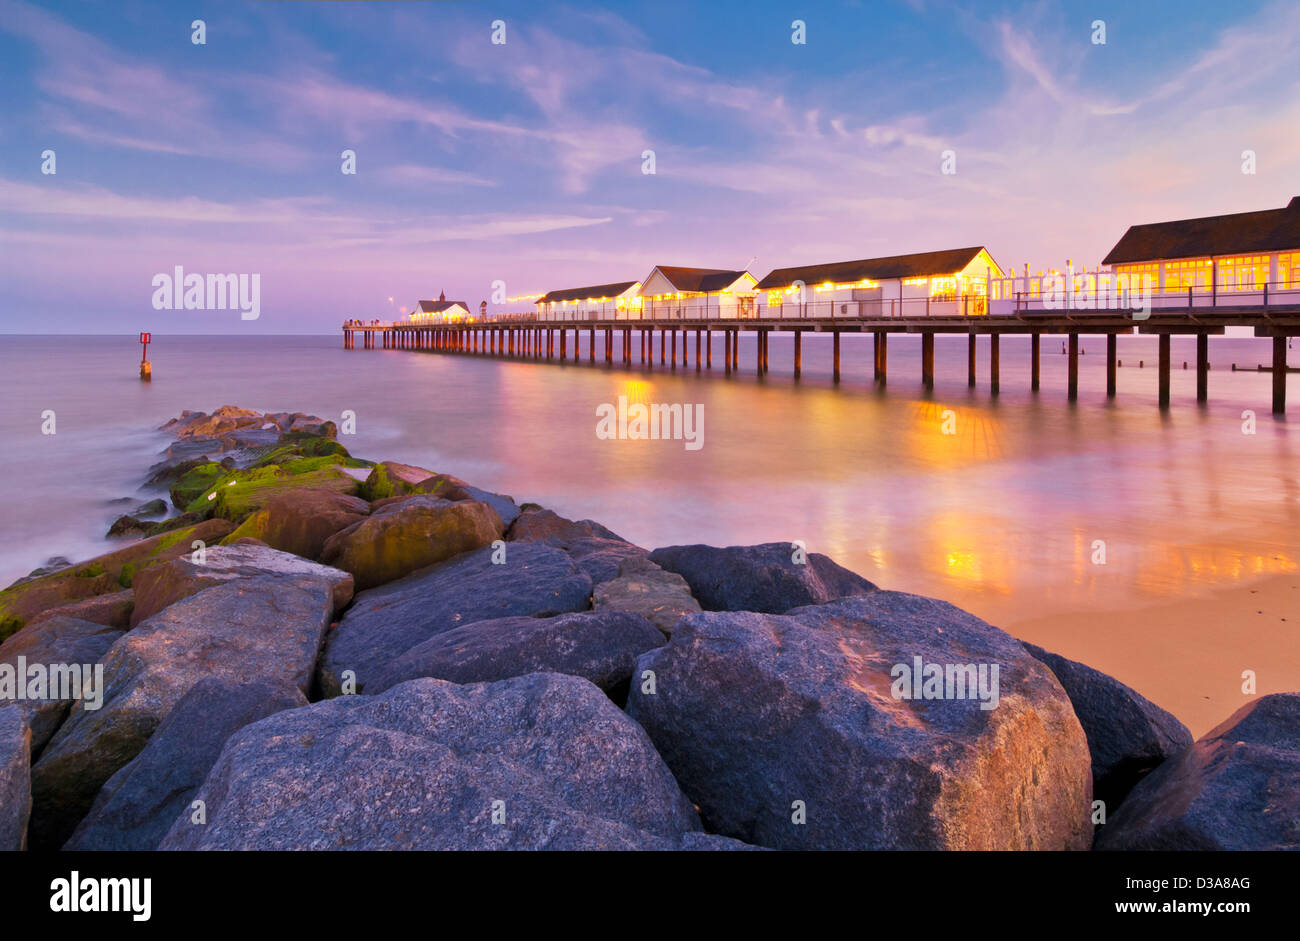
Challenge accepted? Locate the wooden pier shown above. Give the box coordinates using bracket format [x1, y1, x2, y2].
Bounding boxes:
[343, 305, 1300, 414]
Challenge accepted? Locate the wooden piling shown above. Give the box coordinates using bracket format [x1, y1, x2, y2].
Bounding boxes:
[1196, 333, 1208, 402]
[967, 334, 976, 387]
[1106, 334, 1116, 397]
[1158, 333, 1171, 408]
[1068, 334, 1079, 401]
[990, 333, 1000, 395]
[921, 332, 934, 388]
[1273, 335, 1287, 415]
[793, 330, 802, 378]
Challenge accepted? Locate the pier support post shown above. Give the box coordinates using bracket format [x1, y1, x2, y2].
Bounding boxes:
[696, 329, 702, 370]
[794, 330, 802, 378]
[707, 329, 712, 368]
[990, 333, 1000, 395]
[589, 328, 595, 363]
[757, 330, 764, 376]
[968, 334, 976, 387]
[1158, 333, 1171, 409]
[833, 330, 841, 383]
[732, 330, 739, 370]
[1030, 333, 1040, 391]
[1106, 334, 1116, 397]
[1068, 334, 1079, 401]
[921, 332, 934, 389]
[660, 328, 666, 364]
[1196, 333, 1208, 402]
[877, 332, 887, 383]
[724, 330, 731, 374]
[1273, 335, 1287, 415]
[671, 329, 677, 367]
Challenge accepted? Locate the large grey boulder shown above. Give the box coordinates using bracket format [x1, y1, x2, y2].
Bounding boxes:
[0, 616, 126, 755]
[65, 678, 307, 851]
[160, 673, 702, 850]
[626, 592, 1093, 850]
[593, 556, 701, 636]
[319, 543, 592, 696]
[1022, 642, 1192, 808]
[130, 543, 353, 626]
[1096, 693, 1300, 850]
[648, 543, 876, 614]
[363, 610, 666, 697]
[0, 708, 31, 850]
[30, 575, 334, 849]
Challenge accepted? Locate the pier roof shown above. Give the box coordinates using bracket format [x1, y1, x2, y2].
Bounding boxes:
[415, 299, 469, 313]
[755, 247, 987, 289]
[538, 281, 640, 304]
[649, 266, 752, 293]
[1103, 196, 1300, 265]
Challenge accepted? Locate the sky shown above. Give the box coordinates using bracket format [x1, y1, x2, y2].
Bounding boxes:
[1, 0, 1298, 333]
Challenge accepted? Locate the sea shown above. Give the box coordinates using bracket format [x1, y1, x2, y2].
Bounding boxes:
[2, 332, 1296, 732]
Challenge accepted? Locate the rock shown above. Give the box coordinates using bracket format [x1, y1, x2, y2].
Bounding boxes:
[504, 508, 646, 584]
[1022, 642, 1193, 808]
[626, 592, 1093, 850]
[160, 673, 701, 850]
[132, 499, 167, 518]
[107, 515, 152, 539]
[1096, 693, 1300, 850]
[460, 485, 521, 527]
[562, 537, 649, 585]
[319, 495, 504, 591]
[0, 616, 127, 755]
[171, 461, 361, 521]
[319, 543, 593, 696]
[30, 574, 335, 849]
[0, 518, 233, 641]
[0, 708, 31, 850]
[508, 508, 624, 544]
[168, 406, 263, 438]
[648, 543, 876, 614]
[27, 589, 134, 632]
[286, 416, 336, 438]
[363, 610, 666, 697]
[64, 678, 308, 851]
[222, 489, 371, 561]
[358, 461, 447, 500]
[593, 556, 701, 636]
[129, 543, 353, 627]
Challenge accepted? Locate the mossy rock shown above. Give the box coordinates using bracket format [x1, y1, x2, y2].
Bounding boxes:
[0, 518, 234, 641]
[360, 464, 462, 502]
[249, 436, 363, 470]
[169, 462, 229, 509]
[184, 465, 362, 523]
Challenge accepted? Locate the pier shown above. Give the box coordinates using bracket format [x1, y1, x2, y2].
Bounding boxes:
[344, 294, 1299, 414]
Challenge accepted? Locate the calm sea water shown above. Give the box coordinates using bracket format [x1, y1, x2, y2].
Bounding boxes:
[1, 333, 1296, 728]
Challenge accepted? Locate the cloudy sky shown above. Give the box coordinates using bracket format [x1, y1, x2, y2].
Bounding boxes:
[2, 0, 1298, 332]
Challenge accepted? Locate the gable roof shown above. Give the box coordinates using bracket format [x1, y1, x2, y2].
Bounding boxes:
[755, 247, 989, 290]
[649, 266, 752, 293]
[1103, 197, 1300, 265]
[414, 299, 469, 313]
[537, 281, 639, 304]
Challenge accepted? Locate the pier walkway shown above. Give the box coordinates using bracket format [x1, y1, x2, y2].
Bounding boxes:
[343, 291, 1300, 414]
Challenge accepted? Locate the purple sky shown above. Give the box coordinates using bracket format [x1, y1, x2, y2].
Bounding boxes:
[2, 0, 1298, 333]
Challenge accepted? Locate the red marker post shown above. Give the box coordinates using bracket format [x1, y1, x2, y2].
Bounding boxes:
[139, 332, 152, 381]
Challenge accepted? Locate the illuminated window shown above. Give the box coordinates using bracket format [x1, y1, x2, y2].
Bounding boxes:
[1279, 253, 1300, 289]
[1217, 254, 1269, 292]
[1162, 259, 1210, 291]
